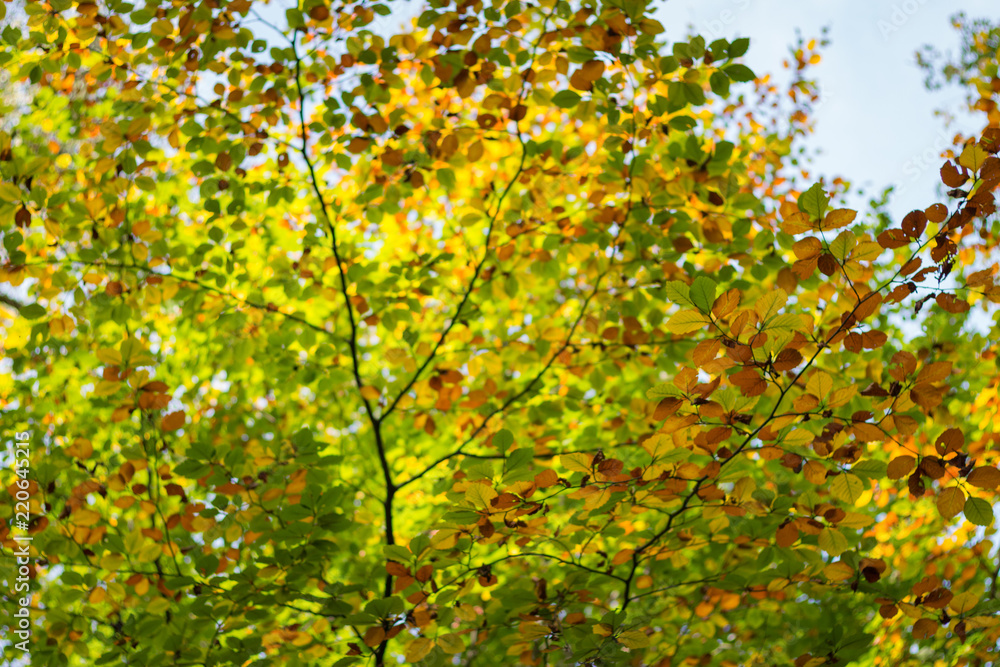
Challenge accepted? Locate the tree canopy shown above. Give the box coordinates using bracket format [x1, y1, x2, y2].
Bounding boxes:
[2, 1, 1000, 665]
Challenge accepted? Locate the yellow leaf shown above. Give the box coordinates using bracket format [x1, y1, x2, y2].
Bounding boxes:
[518, 621, 551, 639]
[560, 452, 592, 474]
[465, 483, 498, 509]
[74, 509, 102, 526]
[66, 438, 94, 459]
[593, 623, 614, 637]
[936, 486, 965, 520]
[405, 637, 434, 662]
[949, 590, 981, 615]
[821, 208, 857, 231]
[754, 289, 787, 322]
[3, 318, 31, 349]
[666, 309, 710, 334]
[837, 512, 875, 529]
[818, 527, 849, 556]
[96, 348, 123, 365]
[823, 562, 854, 582]
[437, 633, 464, 654]
[617, 629, 650, 649]
[827, 385, 857, 408]
[88, 587, 106, 604]
[959, 144, 989, 171]
[829, 473, 865, 505]
[782, 429, 813, 447]
[806, 371, 833, 400]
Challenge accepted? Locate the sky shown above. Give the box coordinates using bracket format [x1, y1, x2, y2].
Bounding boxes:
[658, 0, 995, 220]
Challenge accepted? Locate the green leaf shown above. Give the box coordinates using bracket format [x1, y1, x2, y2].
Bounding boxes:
[850, 460, 887, 480]
[964, 497, 993, 526]
[709, 71, 730, 97]
[723, 64, 755, 82]
[728, 38, 750, 58]
[663, 281, 693, 307]
[797, 183, 830, 221]
[552, 90, 581, 108]
[689, 276, 717, 313]
[646, 383, 683, 400]
[493, 429, 514, 454]
[20, 303, 46, 319]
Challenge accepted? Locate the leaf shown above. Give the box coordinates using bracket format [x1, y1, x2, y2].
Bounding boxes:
[663, 281, 693, 307]
[493, 429, 514, 454]
[798, 183, 829, 220]
[964, 497, 994, 526]
[690, 276, 718, 313]
[465, 484, 498, 509]
[818, 527, 849, 556]
[887, 456, 916, 480]
[937, 486, 965, 520]
[552, 90, 581, 108]
[728, 37, 750, 58]
[959, 143, 989, 172]
[916, 362, 951, 385]
[363, 626, 386, 647]
[666, 310, 710, 334]
[161, 411, 185, 431]
[821, 209, 856, 231]
[405, 637, 434, 662]
[534, 469, 558, 488]
[968, 467, 1000, 490]
[776, 522, 798, 548]
[830, 473, 865, 505]
[829, 230, 856, 261]
[850, 460, 886, 480]
[912, 618, 938, 640]
[593, 623, 614, 637]
[754, 289, 787, 322]
[824, 562, 855, 582]
[617, 629, 651, 649]
[560, 453, 592, 474]
[805, 371, 833, 400]
[723, 64, 755, 82]
[437, 633, 464, 654]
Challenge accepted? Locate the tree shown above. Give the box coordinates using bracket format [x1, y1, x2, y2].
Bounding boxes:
[1, 1, 1000, 665]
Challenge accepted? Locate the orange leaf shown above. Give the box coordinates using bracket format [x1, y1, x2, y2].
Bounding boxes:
[534, 469, 559, 489]
[161, 410, 186, 431]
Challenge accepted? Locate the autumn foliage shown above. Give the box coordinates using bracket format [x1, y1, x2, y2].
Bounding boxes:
[2, 1, 1000, 666]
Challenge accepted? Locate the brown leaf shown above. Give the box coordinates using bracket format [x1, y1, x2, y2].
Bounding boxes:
[940, 161, 967, 187]
[776, 522, 799, 547]
[967, 466, 1000, 489]
[877, 228, 909, 249]
[901, 210, 927, 238]
[912, 618, 938, 640]
[363, 626, 386, 648]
